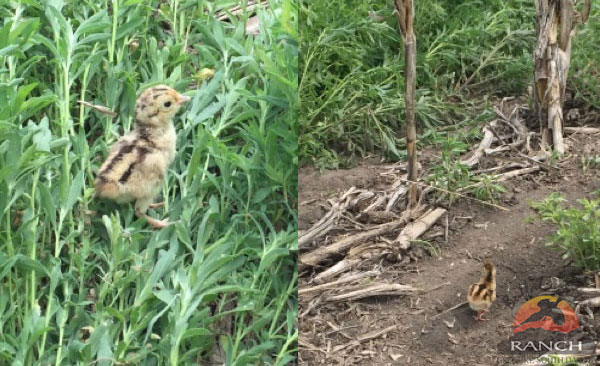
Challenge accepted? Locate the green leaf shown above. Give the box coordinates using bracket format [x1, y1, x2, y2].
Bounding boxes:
[60, 169, 83, 219]
[0, 44, 19, 57]
[181, 327, 212, 341]
[105, 307, 125, 323]
[135, 248, 177, 306]
[258, 248, 289, 275]
[9, 18, 40, 45]
[252, 187, 272, 204]
[89, 323, 113, 366]
[31, 116, 52, 152]
[115, 16, 145, 40]
[0, 254, 50, 279]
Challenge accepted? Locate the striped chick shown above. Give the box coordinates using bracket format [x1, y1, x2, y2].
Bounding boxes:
[467, 261, 496, 321]
[94, 85, 190, 228]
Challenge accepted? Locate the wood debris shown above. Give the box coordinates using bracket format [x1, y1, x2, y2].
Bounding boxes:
[326, 283, 419, 302]
[78, 101, 117, 117]
[299, 271, 381, 296]
[299, 101, 552, 290]
[215, 1, 268, 21]
[300, 215, 409, 268]
[298, 99, 572, 366]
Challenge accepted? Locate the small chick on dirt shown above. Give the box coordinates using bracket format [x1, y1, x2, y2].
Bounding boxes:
[467, 260, 496, 321]
[94, 85, 190, 228]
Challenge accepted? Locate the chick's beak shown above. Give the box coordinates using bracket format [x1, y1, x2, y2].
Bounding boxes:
[178, 94, 191, 104]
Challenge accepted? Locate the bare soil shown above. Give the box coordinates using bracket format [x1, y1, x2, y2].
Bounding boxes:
[299, 132, 600, 365]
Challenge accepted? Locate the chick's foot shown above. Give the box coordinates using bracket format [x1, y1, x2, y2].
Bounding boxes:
[474, 310, 490, 322]
[136, 210, 170, 229]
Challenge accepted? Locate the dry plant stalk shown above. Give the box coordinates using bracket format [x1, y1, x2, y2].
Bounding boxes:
[565, 127, 600, 134]
[577, 296, 600, 309]
[461, 124, 495, 168]
[394, 0, 419, 208]
[298, 187, 370, 249]
[299, 270, 381, 296]
[577, 288, 600, 296]
[533, 0, 591, 154]
[312, 207, 446, 284]
[396, 207, 446, 250]
[313, 258, 363, 284]
[215, 1, 267, 21]
[326, 283, 418, 302]
[300, 215, 409, 268]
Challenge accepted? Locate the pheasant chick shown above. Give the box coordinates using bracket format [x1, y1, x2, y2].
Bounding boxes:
[467, 261, 496, 321]
[94, 85, 190, 228]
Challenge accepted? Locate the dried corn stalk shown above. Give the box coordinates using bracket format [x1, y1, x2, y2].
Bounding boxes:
[533, 0, 590, 154]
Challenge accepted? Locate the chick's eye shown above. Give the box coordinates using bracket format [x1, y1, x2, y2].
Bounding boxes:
[163, 101, 172, 108]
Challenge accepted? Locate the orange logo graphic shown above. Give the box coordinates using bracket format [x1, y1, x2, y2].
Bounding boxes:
[513, 296, 579, 334]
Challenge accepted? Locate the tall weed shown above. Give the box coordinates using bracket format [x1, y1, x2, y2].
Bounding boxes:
[531, 193, 600, 271]
[0, 1, 297, 364]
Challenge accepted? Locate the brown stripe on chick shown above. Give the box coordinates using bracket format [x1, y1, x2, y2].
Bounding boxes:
[153, 87, 168, 91]
[474, 284, 486, 296]
[137, 127, 157, 148]
[137, 146, 151, 159]
[118, 146, 149, 183]
[118, 163, 136, 183]
[99, 144, 135, 175]
[468, 285, 475, 297]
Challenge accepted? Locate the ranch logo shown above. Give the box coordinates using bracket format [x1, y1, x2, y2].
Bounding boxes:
[502, 296, 596, 356]
[512, 296, 579, 334]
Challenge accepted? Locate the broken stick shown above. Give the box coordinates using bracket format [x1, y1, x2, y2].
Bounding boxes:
[299, 270, 381, 296]
[564, 126, 600, 134]
[396, 208, 447, 250]
[326, 283, 419, 302]
[461, 123, 495, 168]
[300, 216, 409, 268]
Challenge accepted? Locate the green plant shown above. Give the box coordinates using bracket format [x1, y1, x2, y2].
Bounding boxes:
[470, 174, 506, 203]
[0, 1, 298, 365]
[531, 193, 600, 271]
[427, 134, 471, 203]
[580, 155, 600, 172]
[547, 149, 562, 166]
[570, 2, 600, 108]
[412, 239, 441, 258]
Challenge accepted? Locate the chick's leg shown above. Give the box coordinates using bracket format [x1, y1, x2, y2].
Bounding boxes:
[474, 309, 490, 322]
[135, 197, 170, 229]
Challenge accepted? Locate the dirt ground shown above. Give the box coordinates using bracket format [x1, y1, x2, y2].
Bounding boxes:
[299, 129, 600, 365]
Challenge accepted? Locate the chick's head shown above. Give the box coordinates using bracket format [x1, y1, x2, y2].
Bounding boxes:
[483, 261, 495, 275]
[134, 85, 191, 126]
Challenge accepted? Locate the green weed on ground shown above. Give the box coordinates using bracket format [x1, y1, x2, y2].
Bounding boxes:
[0, 1, 297, 365]
[531, 193, 600, 272]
